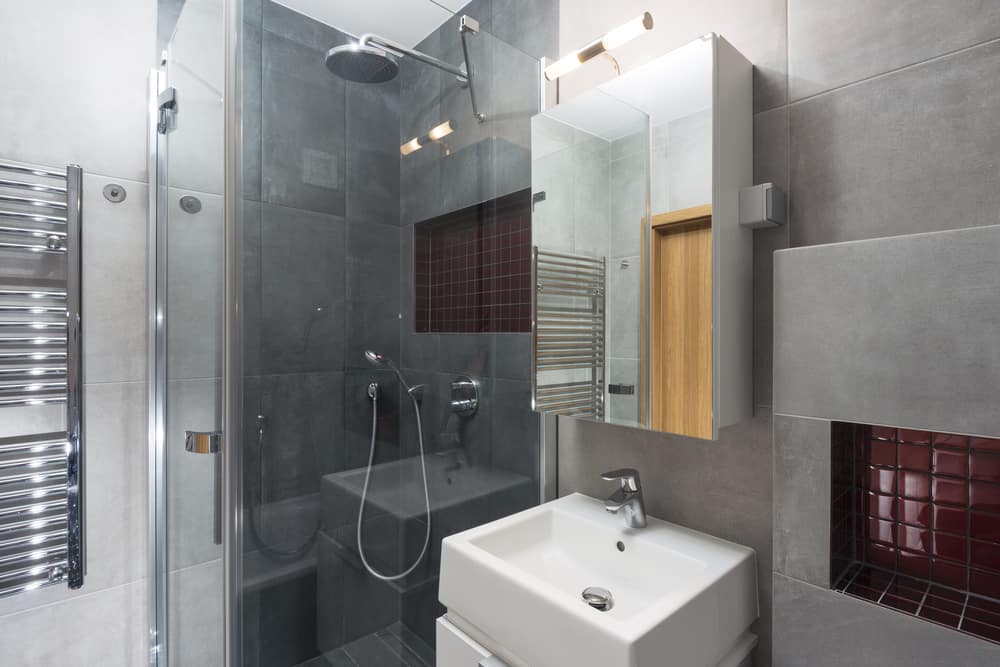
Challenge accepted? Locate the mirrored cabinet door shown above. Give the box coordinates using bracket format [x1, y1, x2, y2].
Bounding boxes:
[530, 34, 753, 440]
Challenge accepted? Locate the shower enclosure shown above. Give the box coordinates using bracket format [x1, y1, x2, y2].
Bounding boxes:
[151, 0, 548, 664]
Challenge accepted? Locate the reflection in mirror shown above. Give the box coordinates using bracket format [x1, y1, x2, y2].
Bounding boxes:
[530, 35, 753, 440]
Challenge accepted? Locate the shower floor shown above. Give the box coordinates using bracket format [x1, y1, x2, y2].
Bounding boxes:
[296, 622, 435, 667]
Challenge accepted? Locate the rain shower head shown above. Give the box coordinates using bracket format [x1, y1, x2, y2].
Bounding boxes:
[325, 43, 400, 83]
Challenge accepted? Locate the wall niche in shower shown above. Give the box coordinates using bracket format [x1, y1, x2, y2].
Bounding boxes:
[831, 422, 1000, 645]
[413, 188, 532, 333]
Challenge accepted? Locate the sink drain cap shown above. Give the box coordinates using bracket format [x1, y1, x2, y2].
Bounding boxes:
[582, 586, 613, 611]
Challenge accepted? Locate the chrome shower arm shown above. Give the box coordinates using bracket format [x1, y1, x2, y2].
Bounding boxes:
[458, 16, 485, 122]
[358, 33, 469, 83]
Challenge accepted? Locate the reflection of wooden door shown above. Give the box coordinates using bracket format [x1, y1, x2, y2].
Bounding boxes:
[651, 204, 712, 439]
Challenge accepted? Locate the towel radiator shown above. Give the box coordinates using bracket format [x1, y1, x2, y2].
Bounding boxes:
[531, 248, 606, 418]
[0, 160, 84, 597]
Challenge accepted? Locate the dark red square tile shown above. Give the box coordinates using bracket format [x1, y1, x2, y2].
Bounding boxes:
[868, 492, 897, 521]
[899, 429, 931, 445]
[972, 437, 1000, 453]
[872, 426, 897, 441]
[866, 542, 897, 570]
[972, 452, 1000, 484]
[972, 540, 1000, 573]
[899, 470, 931, 500]
[933, 504, 968, 535]
[932, 559, 968, 588]
[965, 596, 1000, 625]
[869, 439, 896, 467]
[869, 466, 897, 495]
[899, 499, 930, 527]
[933, 447, 969, 478]
[962, 618, 1000, 644]
[898, 550, 932, 579]
[972, 511, 1000, 543]
[882, 594, 920, 614]
[918, 605, 962, 628]
[934, 532, 969, 563]
[899, 444, 932, 471]
[971, 568, 1000, 598]
[899, 525, 930, 554]
[869, 517, 896, 546]
[935, 433, 969, 449]
[933, 476, 969, 507]
[972, 482, 1000, 513]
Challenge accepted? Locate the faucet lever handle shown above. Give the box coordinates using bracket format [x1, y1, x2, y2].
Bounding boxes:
[601, 468, 640, 492]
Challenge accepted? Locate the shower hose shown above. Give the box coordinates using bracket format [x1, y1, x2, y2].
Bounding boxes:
[359, 376, 432, 581]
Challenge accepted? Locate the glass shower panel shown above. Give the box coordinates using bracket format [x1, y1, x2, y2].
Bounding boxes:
[158, 0, 227, 664]
[238, 2, 543, 665]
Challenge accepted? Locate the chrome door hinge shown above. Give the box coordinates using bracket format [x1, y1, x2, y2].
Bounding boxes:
[157, 87, 178, 134]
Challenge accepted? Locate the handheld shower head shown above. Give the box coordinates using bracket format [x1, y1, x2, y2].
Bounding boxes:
[364, 350, 388, 367]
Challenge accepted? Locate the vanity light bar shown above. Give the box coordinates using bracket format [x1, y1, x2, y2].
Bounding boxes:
[400, 120, 455, 156]
[544, 12, 653, 81]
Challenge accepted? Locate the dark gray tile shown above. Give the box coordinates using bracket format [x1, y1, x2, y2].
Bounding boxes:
[438, 333, 494, 377]
[789, 41, 1000, 247]
[773, 414, 831, 587]
[263, 0, 349, 52]
[346, 222, 402, 368]
[243, 15, 263, 202]
[491, 0, 558, 60]
[346, 81, 401, 227]
[241, 200, 263, 375]
[490, 379, 539, 480]
[258, 204, 345, 374]
[261, 31, 347, 215]
[258, 372, 345, 501]
[400, 577, 443, 653]
[375, 628, 431, 667]
[773, 573, 1000, 666]
[774, 224, 1000, 437]
[388, 623, 434, 667]
[492, 333, 530, 381]
[788, 0, 1000, 101]
[488, 34, 540, 151]
[342, 629, 410, 665]
[343, 368, 401, 470]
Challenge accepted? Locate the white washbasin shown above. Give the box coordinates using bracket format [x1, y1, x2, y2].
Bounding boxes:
[439, 493, 758, 667]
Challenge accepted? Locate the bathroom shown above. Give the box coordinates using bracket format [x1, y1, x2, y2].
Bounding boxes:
[0, 0, 999, 665]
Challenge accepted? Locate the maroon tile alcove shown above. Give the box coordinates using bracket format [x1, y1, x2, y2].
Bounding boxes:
[832, 423, 1000, 644]
[414, 189, 532, 334]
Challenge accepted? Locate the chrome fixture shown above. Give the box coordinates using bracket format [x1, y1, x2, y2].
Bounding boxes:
[582, 586, 614, 611]
[179, 195, 202, 214]
[184, 430, 222, 454]
[326, 15, 486, 122]
[102, 183, 127, 203]
[360, 350, 431, 581]
[601, 468, 647, 529]
[544, 12, 654, 81]
[450, 375, 479, 416]
[401, 119, 456, 157]
[0, 160, 85, 597]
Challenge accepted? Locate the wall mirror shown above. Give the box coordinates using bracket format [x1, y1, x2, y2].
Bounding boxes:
[530, 35, 753, 440]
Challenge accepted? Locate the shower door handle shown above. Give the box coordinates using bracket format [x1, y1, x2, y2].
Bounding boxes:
[184, 430, 223, 545]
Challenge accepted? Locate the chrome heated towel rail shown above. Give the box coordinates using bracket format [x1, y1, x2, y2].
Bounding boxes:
[0, 160, 84, 597]
[531, 248, 605, 418]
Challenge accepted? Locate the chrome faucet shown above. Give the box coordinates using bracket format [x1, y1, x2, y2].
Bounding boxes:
[601, 468, 647, 529]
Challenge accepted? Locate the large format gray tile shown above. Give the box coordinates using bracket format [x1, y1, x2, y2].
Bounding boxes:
[167, 188, 224, 381]
[789, 40, 1000, 247]
[257, 203, 345, 375]
[788, 0, 1000, 100]
[346, 222, 402, 368]
[558, 413, 773, 666]
[168, 559, 224, 667]
[0, 382, 146, 618]
[607, 256, 640, 359]
[772, 414, 831, 588]
[773, 572, 1000, 666]
[751, 106, 790, 409]
[263, 0, 349, 52]
[82, 175, 147, 384]
[610, 149, 645, 258]
[666, 109, 712, 211]
[774, 224, 1000, 438]
[346, 81, 401, 227]
[491, 0, 559, 60]
[261, 30, 347, 215]
[0, 1, 154, 181]
[0, 580, 146, 667]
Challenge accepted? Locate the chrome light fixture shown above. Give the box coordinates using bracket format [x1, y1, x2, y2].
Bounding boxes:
[400, 120, 456, 156]
[544, 12, 654, 81]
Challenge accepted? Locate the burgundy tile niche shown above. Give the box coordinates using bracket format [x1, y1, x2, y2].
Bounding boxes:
[832, 423, 1000, 645]
[414, 189, 532, 334]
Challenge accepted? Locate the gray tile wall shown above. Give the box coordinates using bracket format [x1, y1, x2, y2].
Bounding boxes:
[554, 2, 1000, 665]
[0, 0, 155, 662]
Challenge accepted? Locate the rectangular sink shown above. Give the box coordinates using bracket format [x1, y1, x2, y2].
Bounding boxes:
[440, 493, 758, 666]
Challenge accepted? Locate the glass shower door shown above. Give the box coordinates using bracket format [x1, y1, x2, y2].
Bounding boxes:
[152, 0, 227, 665]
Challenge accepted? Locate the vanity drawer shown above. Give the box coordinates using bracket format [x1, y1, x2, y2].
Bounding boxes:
[436, 616, 509, 667]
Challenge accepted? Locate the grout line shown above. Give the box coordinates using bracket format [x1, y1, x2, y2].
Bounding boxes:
[876, 572, 896, 605]
[958, 591, 970, 630]
[788, 34, 1000, 108]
